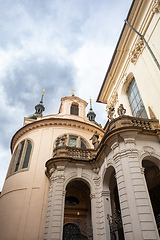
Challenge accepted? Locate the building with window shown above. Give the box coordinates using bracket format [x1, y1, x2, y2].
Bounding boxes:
[0, 0, 160, 240]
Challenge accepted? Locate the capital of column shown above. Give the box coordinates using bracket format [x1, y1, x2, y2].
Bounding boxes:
[101, 190, 110, 197]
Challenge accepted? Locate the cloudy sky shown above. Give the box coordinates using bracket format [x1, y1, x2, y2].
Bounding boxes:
[0, 0, 132, 190]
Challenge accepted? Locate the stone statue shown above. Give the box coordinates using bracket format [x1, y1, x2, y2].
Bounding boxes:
[117, 104, 126, 116]
[55, 137, 60, 147]
[108, 107, 115, 120]
[90, 131, 99, 149]
[60, 134, 67, 146]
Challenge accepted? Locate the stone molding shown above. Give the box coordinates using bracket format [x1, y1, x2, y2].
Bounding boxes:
[152, 0, 160, 13]
[113, 149, 139, 164]
[101, 190, 110, 197]
[111, 142, 119, 151]
[143, 146, 155, 155]
[11, 118, 104, 152]
[124, 138, 135, 145]
[90, 193, 96, 199]
[140, 167, 145, 174]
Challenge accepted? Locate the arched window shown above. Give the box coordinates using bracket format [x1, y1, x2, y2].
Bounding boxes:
[70, 103, 79, 116]
[8, 139, 32, 177]
[22, 141, 32, 169]
[127, 78, 148, 118]
[54, 134, 89, 149]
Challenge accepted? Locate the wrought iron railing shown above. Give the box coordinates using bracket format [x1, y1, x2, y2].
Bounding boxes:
[107, 210, 124, 240]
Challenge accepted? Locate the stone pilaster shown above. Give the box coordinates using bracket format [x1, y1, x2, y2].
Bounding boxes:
[44, 166, 65, 240]
[117, 133, 159, 240]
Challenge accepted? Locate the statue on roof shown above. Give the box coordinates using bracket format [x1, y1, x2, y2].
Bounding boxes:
[117, 104, 126, 116]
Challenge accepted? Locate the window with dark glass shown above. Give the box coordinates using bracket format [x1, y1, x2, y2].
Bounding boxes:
[69, 137, 77, 147]
[70, 104, 79, 116]
[127, 78, 148, 118]
[22, 141, 32, 169]
[81, 140, 87, 149]
[8, 139, 32, 177]
[15, 141, 24, 172]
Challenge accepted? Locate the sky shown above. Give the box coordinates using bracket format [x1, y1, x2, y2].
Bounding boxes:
[0, 0, 133, 191]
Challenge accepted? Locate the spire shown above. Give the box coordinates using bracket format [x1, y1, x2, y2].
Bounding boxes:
[87, 97, 99, 125]
[89, 97, 93, 111]
[27, 89, 45, 119]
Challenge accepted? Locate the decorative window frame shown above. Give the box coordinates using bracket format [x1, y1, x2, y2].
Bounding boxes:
[121, 73, 148, 118]
[54, 134, 90, 149]
[7, 138, 33, 178]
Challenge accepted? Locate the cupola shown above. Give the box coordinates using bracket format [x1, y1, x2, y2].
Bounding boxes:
[58, 90, 88, 118]
[87, 98, 99, 126]
[27, 89, 45, 119]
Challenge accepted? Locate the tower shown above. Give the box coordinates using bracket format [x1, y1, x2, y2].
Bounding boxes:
[0, 92, 104, 240]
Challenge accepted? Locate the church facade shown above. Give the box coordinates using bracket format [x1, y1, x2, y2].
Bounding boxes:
[1, 0, 160, 240]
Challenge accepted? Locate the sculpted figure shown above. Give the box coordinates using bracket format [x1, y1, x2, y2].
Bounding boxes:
[117, 104, 126, 116]
[55, 137, 60, 147]
[108, 107, 115, 120]
[61, 134, 67, 146]
[90, 131, 99, 149]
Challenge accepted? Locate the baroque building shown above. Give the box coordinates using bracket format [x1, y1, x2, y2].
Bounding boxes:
[1, 0, 160, 240]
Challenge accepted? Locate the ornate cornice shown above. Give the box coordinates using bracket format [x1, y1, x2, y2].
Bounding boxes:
[11, 118, 104, 152]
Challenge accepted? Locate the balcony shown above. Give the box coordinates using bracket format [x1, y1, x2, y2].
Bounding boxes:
[105, 115, 160, 136]
[52, 146, 96, 162]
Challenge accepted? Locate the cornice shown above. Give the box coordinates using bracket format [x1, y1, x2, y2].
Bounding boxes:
[11, 117, 104, 153]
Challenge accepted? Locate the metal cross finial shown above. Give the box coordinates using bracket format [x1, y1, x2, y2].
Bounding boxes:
[71, 88, 75, 96]
[42, 89, 45, 96]
[40, 89, 45, 103]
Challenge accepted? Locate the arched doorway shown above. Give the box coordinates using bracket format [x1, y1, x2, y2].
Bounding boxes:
[63, 180, 93, 239]
[103, 166, 125, 240]
[143, 159, 160, 234]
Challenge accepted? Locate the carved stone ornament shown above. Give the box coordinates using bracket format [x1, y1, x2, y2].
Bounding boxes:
[143, 146, 155, 155]
[60, 134, 67, 146]
[117, 104, 126, 116]
[152, 0, 160, 13]
[108, 107, 115, 120]
[130, 37, 145, 64]
[106, 89, 118, 114]
[90, 131, 99, 149]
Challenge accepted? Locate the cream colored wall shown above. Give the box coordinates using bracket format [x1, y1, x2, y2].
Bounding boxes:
[0, 116, 103, 240]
